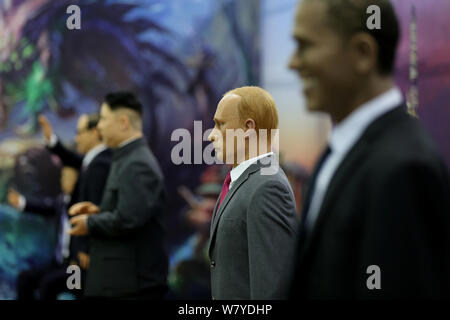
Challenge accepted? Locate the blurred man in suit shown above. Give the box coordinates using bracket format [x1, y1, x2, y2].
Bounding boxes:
[9, 167, 78, 300]
[38, 113, 112, 275]
[69, 92, 168, 300]
[289, 0, 450, 299]
[207, 86, 299, 300]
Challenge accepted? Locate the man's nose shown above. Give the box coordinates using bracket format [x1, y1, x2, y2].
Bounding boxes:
[288, 51, 302, 71]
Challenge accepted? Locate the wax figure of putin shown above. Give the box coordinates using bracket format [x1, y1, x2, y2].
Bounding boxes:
[69, 92, 168, 300]
[289, 0, 450, 299]
[207, 86, 299, 300]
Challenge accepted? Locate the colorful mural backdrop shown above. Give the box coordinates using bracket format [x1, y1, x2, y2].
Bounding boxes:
[0, 0, 260, 299]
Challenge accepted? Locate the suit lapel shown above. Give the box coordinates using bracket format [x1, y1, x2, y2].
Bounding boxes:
[297, 156, 326, 247]
[300, 150, 328, 225]
[210, 196, 221, 233]
[208, 162, 263, 256]
[299, 139, 370, 259]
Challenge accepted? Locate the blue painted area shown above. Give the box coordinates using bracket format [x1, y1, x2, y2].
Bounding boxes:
[0, 0, 261, 299]
[0, 205, 56, 299]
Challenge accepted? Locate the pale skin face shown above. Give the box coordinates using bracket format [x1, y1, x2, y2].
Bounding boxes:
[97, 103, 143, 148]
[97, 103, 118, 148]
[208, 94, 258, 167]
[208, 94, 242, 166]
[74, 115, 100, 154]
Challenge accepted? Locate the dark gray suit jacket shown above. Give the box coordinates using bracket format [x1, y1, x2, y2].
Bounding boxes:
[86, 138, 168, 298]
[208, 156, 299, 300]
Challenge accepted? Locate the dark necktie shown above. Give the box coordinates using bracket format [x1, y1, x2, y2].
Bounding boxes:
[218, 172, 231, 210]
[211, 172, 231, 225]
[300, 145, 332, 228]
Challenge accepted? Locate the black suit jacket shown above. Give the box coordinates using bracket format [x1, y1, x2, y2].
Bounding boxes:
[48, 140, 111, 257]
[291, 106, 450, 299]
[86, 138, 168, 298]
[49, 141, 111, 205]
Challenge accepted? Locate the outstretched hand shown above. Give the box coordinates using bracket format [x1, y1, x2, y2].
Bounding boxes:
[69, 201, 100, 216]
[38, 115, 53, 141]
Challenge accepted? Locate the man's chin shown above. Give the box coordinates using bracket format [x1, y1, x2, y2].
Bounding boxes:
[103, 139, 114, 148]
[216, 152, 233, 164]
[215, 152, 224, 163]
[305, 100, 325, 113]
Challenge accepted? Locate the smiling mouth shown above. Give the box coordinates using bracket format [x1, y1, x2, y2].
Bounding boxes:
[302, 78, 317, 91]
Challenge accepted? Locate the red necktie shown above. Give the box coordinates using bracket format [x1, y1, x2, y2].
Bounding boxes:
[218, 172, 231, 210]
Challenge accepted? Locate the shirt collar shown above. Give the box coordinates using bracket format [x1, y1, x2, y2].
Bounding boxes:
[329, 87, 403, 155]
[82, 143, 108, 169]
[230, 152, 274, 185]
[117, 136, 142, 149]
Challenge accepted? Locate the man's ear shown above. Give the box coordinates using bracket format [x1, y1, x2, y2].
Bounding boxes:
[244, 118, 256, 131]
[350, 32, 378, 75]
[244, 118, 257, 139]
[119, 113, 129, 130]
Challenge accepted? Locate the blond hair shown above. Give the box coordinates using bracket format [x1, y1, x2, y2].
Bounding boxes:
[225, 86, 278, 132]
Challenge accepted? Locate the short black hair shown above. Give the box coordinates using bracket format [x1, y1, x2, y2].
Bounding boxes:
[104, 91, 143, 115]
[86, 113, 100, 130]
[310, 0, 400, 75]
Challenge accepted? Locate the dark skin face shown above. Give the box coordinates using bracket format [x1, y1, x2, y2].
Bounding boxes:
[289, 0, 392, 123]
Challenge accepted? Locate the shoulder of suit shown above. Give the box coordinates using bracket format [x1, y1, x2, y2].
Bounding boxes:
[367, 115, 444, 170]
[363, 138, 446, 191]
[247, 166, 290, 191]
[116, 155, 162, 177]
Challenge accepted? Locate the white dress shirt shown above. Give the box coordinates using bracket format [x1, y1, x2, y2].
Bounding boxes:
[47, 133, 107, 170]
[82, 143, 107, 170]
[60, 194, 72, 261]
[305, 87, 403, 231]
[229, 152, 274, 190]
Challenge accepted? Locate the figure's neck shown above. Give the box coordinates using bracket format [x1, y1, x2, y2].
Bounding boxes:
[332, 78, 394, 124]
[116, 132, 143, 148]
[233, 144, 272, 168]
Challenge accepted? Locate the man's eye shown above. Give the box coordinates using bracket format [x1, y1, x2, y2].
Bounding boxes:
[298, 41, 311, 51]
